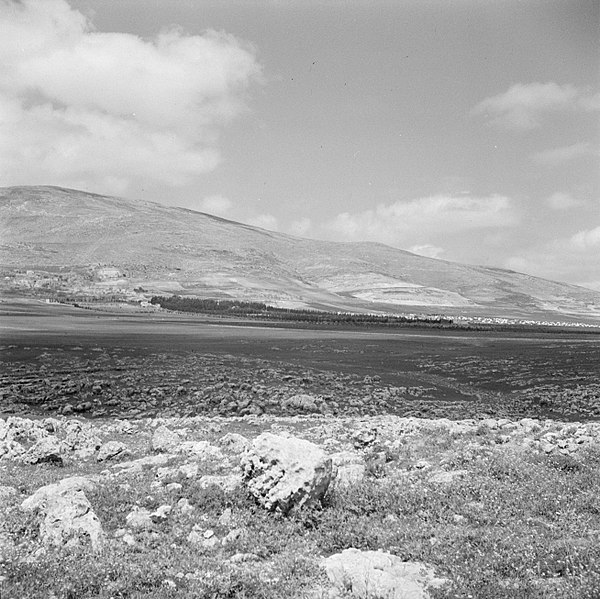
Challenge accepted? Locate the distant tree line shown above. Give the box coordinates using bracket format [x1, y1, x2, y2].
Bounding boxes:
[149, 295, 456, 328]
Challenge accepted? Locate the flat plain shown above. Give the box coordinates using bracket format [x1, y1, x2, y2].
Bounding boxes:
[2, 300, 600, 421]
[2, 300, 600, 598]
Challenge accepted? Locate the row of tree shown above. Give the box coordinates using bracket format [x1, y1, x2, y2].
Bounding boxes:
[149, 295, 456, 327]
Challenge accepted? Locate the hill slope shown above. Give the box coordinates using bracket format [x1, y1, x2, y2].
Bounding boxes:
[1, 185, 599, 321]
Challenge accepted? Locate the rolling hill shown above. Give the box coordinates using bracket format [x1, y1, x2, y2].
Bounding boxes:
[1, 185, 599, 322]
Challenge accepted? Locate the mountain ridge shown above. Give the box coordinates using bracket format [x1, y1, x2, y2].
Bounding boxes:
[1, 185, 599, 322]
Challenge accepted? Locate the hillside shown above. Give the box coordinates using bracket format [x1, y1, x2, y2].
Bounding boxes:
[1, 185, 599, 322]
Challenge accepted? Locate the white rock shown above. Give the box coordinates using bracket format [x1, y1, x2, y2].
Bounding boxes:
[125, 507, 153, 530]
[282, 394, 320, 412]
[179, 441, 224, 461]
[151, 425, 181, 453]
[331, 451, 366, 487]
[21, 477, 104, 550]
[241, 433, 332, 513]
[197, 474, 242, 493]
[323, 548, 447, 599]
[151, 505, 172, 523]
[112, 454, 175, 474]
[21, 436, 64, 465]
[218, 433, 250, 455]
[97, 441, 129, 462]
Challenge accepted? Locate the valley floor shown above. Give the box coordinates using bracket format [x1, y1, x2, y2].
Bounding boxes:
[1, 300, 600, 598]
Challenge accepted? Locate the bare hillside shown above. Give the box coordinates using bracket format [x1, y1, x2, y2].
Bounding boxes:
[1, 185, 599, 321]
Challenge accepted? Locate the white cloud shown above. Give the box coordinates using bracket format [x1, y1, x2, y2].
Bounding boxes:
[198, 195, 233, 215]
[544, 192, 584, 211]
[0, 0, 261, 194]
[532, 142, 597, 166]
[473, 82, 600, 130]
[409, 244, 445, 259]
[246, 213, 279, 231]
[505, 224, 600, 290]
[322, 194, 518, 246]
[570, 225, 600, 250]
[289, 217, 312, 236]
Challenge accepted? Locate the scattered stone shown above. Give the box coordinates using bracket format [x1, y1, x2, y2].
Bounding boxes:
[97, 440, 129, 462]
[241, 433, 332, 513]
[21, 436, 64, 465]
[125, 507, 153, 530]
[179, 441, 224, 461]
[218, 507, 233, 526]
[198, 474, 242, 493]
[166, 482, 183, 493]
[151, 505, 172, 523]
[0, 486, 18, 501]
[112, 454, 175, 474]
[151, 425, 181, 453]
[222, 528, 246, 546]
[218, 433, 250, 454]
[428, 470, 468, 484]
[63, 420, 102, 458]
[353, 428, 378, 448]
[323, 548, 447, 599]
[330, 451, 366, 488]
[0, 532, 17, 563]
[229, 552, 259, 563]
[282, 394, 320, 413]
[177, 498, 195, 516]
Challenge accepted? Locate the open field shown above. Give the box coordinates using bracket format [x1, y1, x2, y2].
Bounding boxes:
[2, 300, 600, 599]
[2, 301, 600, 422]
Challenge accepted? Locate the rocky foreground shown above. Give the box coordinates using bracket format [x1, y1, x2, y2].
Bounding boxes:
[2, 412, 600, 598]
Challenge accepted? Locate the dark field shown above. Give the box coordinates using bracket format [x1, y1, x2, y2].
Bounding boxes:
[2, 300, 600, 421]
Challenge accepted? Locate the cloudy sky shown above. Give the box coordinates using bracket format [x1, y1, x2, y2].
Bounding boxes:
[1, 0, 598, 290]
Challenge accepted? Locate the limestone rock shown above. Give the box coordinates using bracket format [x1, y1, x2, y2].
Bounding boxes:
[125, 507, 153, 530]
[112, 453, 175, 474]
[217, 433, 250, 455]
[21, 477, 104, 550]
[97, 440, 129, 462]
[63, 420, 102, 458]
[282, 394, 320, 413]
[331, 451, 367, 488]
[0, 486, 17, 501]
[0, 532, 16, 563]
[21, 436, 64, 465]
[21, 476, 98, 510]
[241, 433, 332, 513]
[179, 440, 224, 461]
[323, 548, 447, 599]
[198, 474, 242, 493]
[151, 425, 181, 453]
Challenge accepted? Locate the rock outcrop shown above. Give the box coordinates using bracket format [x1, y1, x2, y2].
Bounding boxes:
[241, 433, 332, 513]
[21, 477, 104, 550]
[323, 548, 447, 599]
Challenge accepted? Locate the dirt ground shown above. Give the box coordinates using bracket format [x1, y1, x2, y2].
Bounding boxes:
[2, 300, 599, 422]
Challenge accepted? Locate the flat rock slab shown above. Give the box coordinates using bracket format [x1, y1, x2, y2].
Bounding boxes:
[323, 548, 447, 599]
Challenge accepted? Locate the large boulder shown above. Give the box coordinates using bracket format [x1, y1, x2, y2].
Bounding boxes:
[241, 433, 332, 513]
[323, 549, 447, 599]
[21, 476, 104, 550]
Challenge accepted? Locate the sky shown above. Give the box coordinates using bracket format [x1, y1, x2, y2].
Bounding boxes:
[1, 0, 598, 289]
